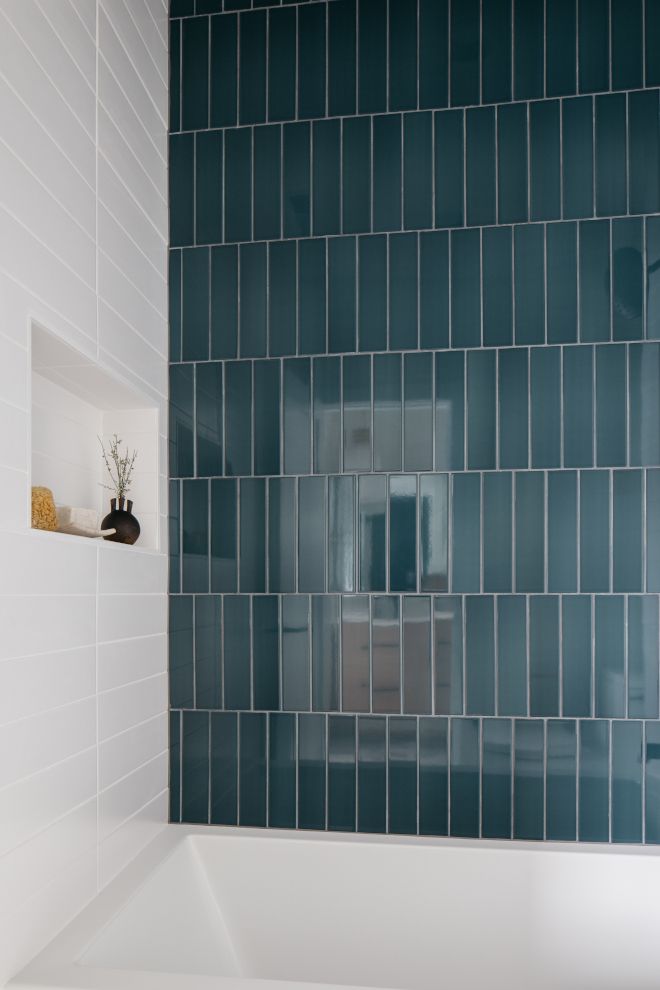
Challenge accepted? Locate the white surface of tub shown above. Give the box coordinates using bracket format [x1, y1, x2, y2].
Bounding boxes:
[10, 825, 660, 990]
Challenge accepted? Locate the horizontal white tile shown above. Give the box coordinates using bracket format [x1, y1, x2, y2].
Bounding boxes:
[0, 331, 28, 410]
[0, 696, 96, 790]
[69, 0, 96, 42]
[37, 0, 96, 89]
[0, 465, 29, 531]
[98, 750, 168, 841]
[102, 0, 168, 121]
[98, 249, 167, 354]
[98, 203, 167, 320]
[0, 595, 96, 660]
[0, 531, 96, 595]
[98, 633, 166, 693]
[98, 592, 166, 643]
[0, 646, 95, 727]
[98, 302, 168, 400]
[99, 544, 167, 595]
[99, 671, 167, 742]
[99, 788, 167, 890]
[0, 397, 28, 472]
[97, 153, 167, 274]
[99, 711, 167, 791]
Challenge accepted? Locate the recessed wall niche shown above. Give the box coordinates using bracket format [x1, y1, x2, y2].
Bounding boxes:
[30, 323, 161, 551]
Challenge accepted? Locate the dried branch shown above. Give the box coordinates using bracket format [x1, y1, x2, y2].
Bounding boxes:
[98, 434, 138, 501]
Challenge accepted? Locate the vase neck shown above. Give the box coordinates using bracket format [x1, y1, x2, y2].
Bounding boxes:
[111, 497, 133, 513]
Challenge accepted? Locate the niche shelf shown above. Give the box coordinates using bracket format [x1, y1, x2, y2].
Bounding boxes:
[30, 323, 161, 551]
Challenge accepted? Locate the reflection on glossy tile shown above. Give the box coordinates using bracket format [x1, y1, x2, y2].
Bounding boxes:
[268, 713, 296, 829]
[239, 713, 267, 826]
[170, 364, 194, 478]
[223, 596, 250, 710]
[546, 721, 577, 841]
[645, 723, 660, 843]
[497, 597, 527, 717]
[182, 480, 209, 592]
[281, 596, 311, 712]
[450, 718, 480, 838]
[372, 596, 401, 714]
[328, 476, 355, 593]
[630, 344, 660, 466]
[373, 354, 402, 472]
[628, 596, 659, 719]
[182, 711, 209, 824]
[579, 220, 611, 342]
[452, 473, 480, 593]
[328, 716, 356, 831]
[389, 475, 417, 592]
[283, 359, 311, 475]
[170, 596, 193, 708]
[225, 361, 252, 477]
[358, 716, 387, 833]
[433, 596, 463, 716]
[343, 355, 371, 471]
[388, 717, 417, 835]
[562, 596, 592, 718]
[298, 713, 326, 829]
[239, 478, 265, 593]
[514, 720, 544, 840]
[579, 720, 609, 841]
[253, 360, 280, 475]
[420, 475, 448, 592]
[194, 596, 221, 709]
[403, 596, 432, 714]
[312, 595, 340, 712]
[483, 473, 512, 593]
[253, 597, 279, 712]
[648, 471, 660, 592]
[419, 717, 448, 836]
[482, 719, 512, 839]
[629, 90, 660, 214]
[612, 720, 643, 843]
[467, 350, 496, 469]
[465, 596, 495, 715]
[359, 475, 387, 592]
[435, 351, 465, 471]
[404, 353, 432, 470]
[595, 595, 625, 717]
[299, 477, 326, 593]
[211, 479, 237, 593]
[313, 357, 341, 474]
[211, 712, 237, 825]
[341, 596, 370, 713]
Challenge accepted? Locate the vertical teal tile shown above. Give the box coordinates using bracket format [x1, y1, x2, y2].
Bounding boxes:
[612, 219, 644, 341]
[253, 360, 279, 476]
[403, 353, 432, 471]
[578, 720, 609, 841]
[240, 478, 265, 593]
[389, 0, 417, 111]
[578, 0, 609, 93]
[646, 723, 660, 843]
[628, 597, 659, 719]
[170, 19, 181, 133]
[466, 596, 495, 715]
[182, 479, 209, 592]
[182, 711, 209, 824]
[267, 7, 295, 122]
[630, 344, 660, 465]
[211, 478, 237, 593]
[579, 220, 611, 343]
[170, 596, 193, 708]
[450, 719, 480, 838]
[328, 716, 356, 832]
[497, 597, 528, 716]
[358, 236, 387, 352]
[647, 0, 660, 84]
[434, 110, 465, 229]
[420, 231, 449, 350]
[298, 3, 326, 118]
[563, 346, 593, 467]
[239, 10, 266, 124]
[403, 113, 433, 231]
[312, 596, 340, 711]
[358, 716, 387, 833]
[341, 596, 369, 711]
[648, 217, 660, 340]
[548, 471, 578, 592]
[299, 476, 326, 593]
[562, 96, 594, 219]
[648, 471, 660, 591]
[343, 118, 371, 236]
[170, 364, 194, 478]
[328, 476, 355, 594]
[224, 360, 251, 476]
[547, 223, 577, 343]
[389, 233, 418, 350]
[595, 595, 625, 717]
[224, 127, 252, 243]
[343, 356, 371, 472]
[268, 478, 296, 594]
[253, 596, 279, 712]
[170, 133, 194, 247]
[499, 348, 528, 469]
[359, 476, 387, 591]
[195, 131, 222, 246]
[170, 481, 180, 595]
[531, 347, 561, 468]
[546, 0, 577, 96]
[239, 243, 266, 357]
[372, 596, 401, 712]
[169, 250, 181, 362]
[313, 120, 340, 237]
[281, 596, 311, 712]
[451, 473, 480, 593]
[562, 596, 592, 717]
[529, 596, 560, 717]
[452, 231, 481, 347]
[181, 16, 208, 130]
[328, 0, 356, 117]
[483, 227, 513, 346]
[283, 122, 310, 238]
[497, 103, 528, 225]
[313, 357, 341, 473]
[211, 712, 237, 826]
[182, 248, 209, 361]
[298, 239, 325, 354]
[515, 472, 545, 592]
[298, 714, 326, 829]
[596, 344, 626, 465]
[373, 116, 402, 233]
[402, 596, 432, 715]
[253, 125, 281, 242]
[268, 242, 296, 357]
[468, 350, 496, 469]
[435, 351, 465, 471]
[580, 470, 610, 592]
[373, 353, 402, 472]
[239, 713, 267, 827]
[514, 0, 544, 99]
[482, 719, 512, 840]
[210, 13, 237, 127]
[530, 100, 561, 221]
[389, 475, 417, 592]
[466, 108, 496, 227]
[513, 720, 544, 840]
[450, 0, 479, 106]
[419, 718, 448, 836]
[546, 720, 577, 841]
[433, 596, 463, 716]
[196, 362, 222, 477]
[482, 0, 512, 103]
[514, 224, 545, 344]
[358, 0, 386, 113]
[613, 470, 642, 592]
[211, 245, 238, 359]
[483, 473, 513, 593]
[420, 475, 448, 593]
[268, 713, 296, 829]
[595, 94, 627, 217]
[612, 720, 643, 843]
[419, 0, 448, 109]
[328, 237, 356, 353]
[389, 718, 417, 835]
[611, 0, 643, 89]
[629, 92, 660, 215]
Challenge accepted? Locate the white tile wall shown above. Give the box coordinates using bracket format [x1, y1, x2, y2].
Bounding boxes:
[0, 2, 168, 985]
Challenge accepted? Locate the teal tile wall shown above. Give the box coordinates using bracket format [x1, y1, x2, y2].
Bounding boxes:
[170, 0, 660, 841]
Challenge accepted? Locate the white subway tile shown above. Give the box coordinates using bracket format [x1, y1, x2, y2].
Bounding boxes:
[98, 671, 167, 742]
[99, 711, 168, 791]
[0, 646, 95, 726]
[0, 696, 96, 790]
[98, 632, 166, 693]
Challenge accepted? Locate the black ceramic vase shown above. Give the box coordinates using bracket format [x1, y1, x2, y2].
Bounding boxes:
[102, 497, 140, 545]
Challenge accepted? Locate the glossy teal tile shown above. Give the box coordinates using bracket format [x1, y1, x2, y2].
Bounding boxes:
[253, 597, 279, 711]
[313, 120, 341, 237]
[181, 16, 208, 130]
[170, 0, 193, 16]
[373, 116, 402, 233]
[420, 232, 449, 350]
[253, 125, 281, 242]
[466, 108, 496, 226]
[224, 126, 252, 244]
[343, 118, 371, 236]
[169, 364, 194, 478]
[224, 360, 251, 476]
[514, 0, 544, 99]
[514, 720, 544, 840]
[612, 720, 643, 843]
[482, 0, 512, 103]
[646, 722, 660, 843]
[419, 718, 448, 836]
[451, 473, 480, 593]
[267, 6, 295, 122]
[433, 596, 463, 715]
[531, 347, 561, 468]
[435, 351, 465, 470]
[341, 595, 369, 711]
[313, 357, 341, 473]
[482, 719, 512, 839]
[170, 19, 180, 133]
[239, 243, 266, 357]
[578, 0, 609, 93]
[578, 220, 610, 342]
[252, 362, 279, 476]
[613, 219, 644, 341]
[547, 223, 577, 343]
[483, 227, 513, 346]
[299, 477, 326, 593]
[389, 475, 417, 592]
[548, 471, 577, 592]
[268, 713, 296, 829]
[170, 482, 181, 594]
[358, 236, 387, 352]
[562, 97, 594, 219]
[298, 713, 326, 829]
[182, 711, 209, 824]
[648, 218, 660, 340]
[648, 471, 660, 591]
[170, 712, 180, 821]
[578, 720, 609, 841]
[389, 0, 417, 111]
[268, 478, 296, 593]
[434, 110, 464, 229]
[328, 477, 356, 593]
[169, 251, 181, 362]
[628, 597, 659, 719]
[281, 596, 311, 711]
[239, 10, 266, 124]
[514, 224, 545, 344]
[630, 344, 660, 465]
[343, 356, 371, 472]
[404, 113, 433, 230]
[211, 479, 237, 593]
[450, 719, 480, 838]
[170, 596, 193, 708]
[182, 479, 209, 592]
[498, 348, 528, 469]
[195, 131, 222, 246]
[497, 596, 527, 717]
[546, 0, 577, 96]
[358, 0, 386, 113]
[530, 100, 561, 221]
[283, 122, 310, 238]
[298, 238, 325, 353]
[239, 479, 266, 593]
[467, 350, 496, 469]
[419, 0, 448, 110]
[515, 472, 545, 592]
[403, 354, 432, 471]
[562, 596, 592, 717]
[466, 596, 495, 715]
[389, 717, 417, 835]
[196, 362, 223, 478]
[359, 476, 387, 592]
[595, 595, 625, 717]
[580, 470, 610, 592]
[373, 354, 402, 472]
[546, 720, 577, 840]
[211, 246, 238, 359]
[402, 596, 432, 715]
[595, 94, 627, 217]
[420, 475, 448, 593]
[210, 13, 237, 127]
[596, 344, 626, 465]
[389, 233, 418, 350]
[328, 238, 356, 353]
[629, 91, 660, 215]
[450, 0, 479, 107]
[328, 716, 356, 832]
[182, 248, 209, 361]
[170, 133, 194, 247]
[563, 346, 593, 467]
[612, 0, 643, 89]
[372, 596, 401, 712]
[268, 242, 296, 357]
[328, 0, 356, 116]
[357, 716, 387, 832]
[613, 470, 643, 592]
[483, 471, 514, 593]
[529, 596, 560, 716]
[239, 713, 267, 826]
[497, 103, 528, 225]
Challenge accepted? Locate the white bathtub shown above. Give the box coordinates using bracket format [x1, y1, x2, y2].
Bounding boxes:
[9, 825, 660, 990]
